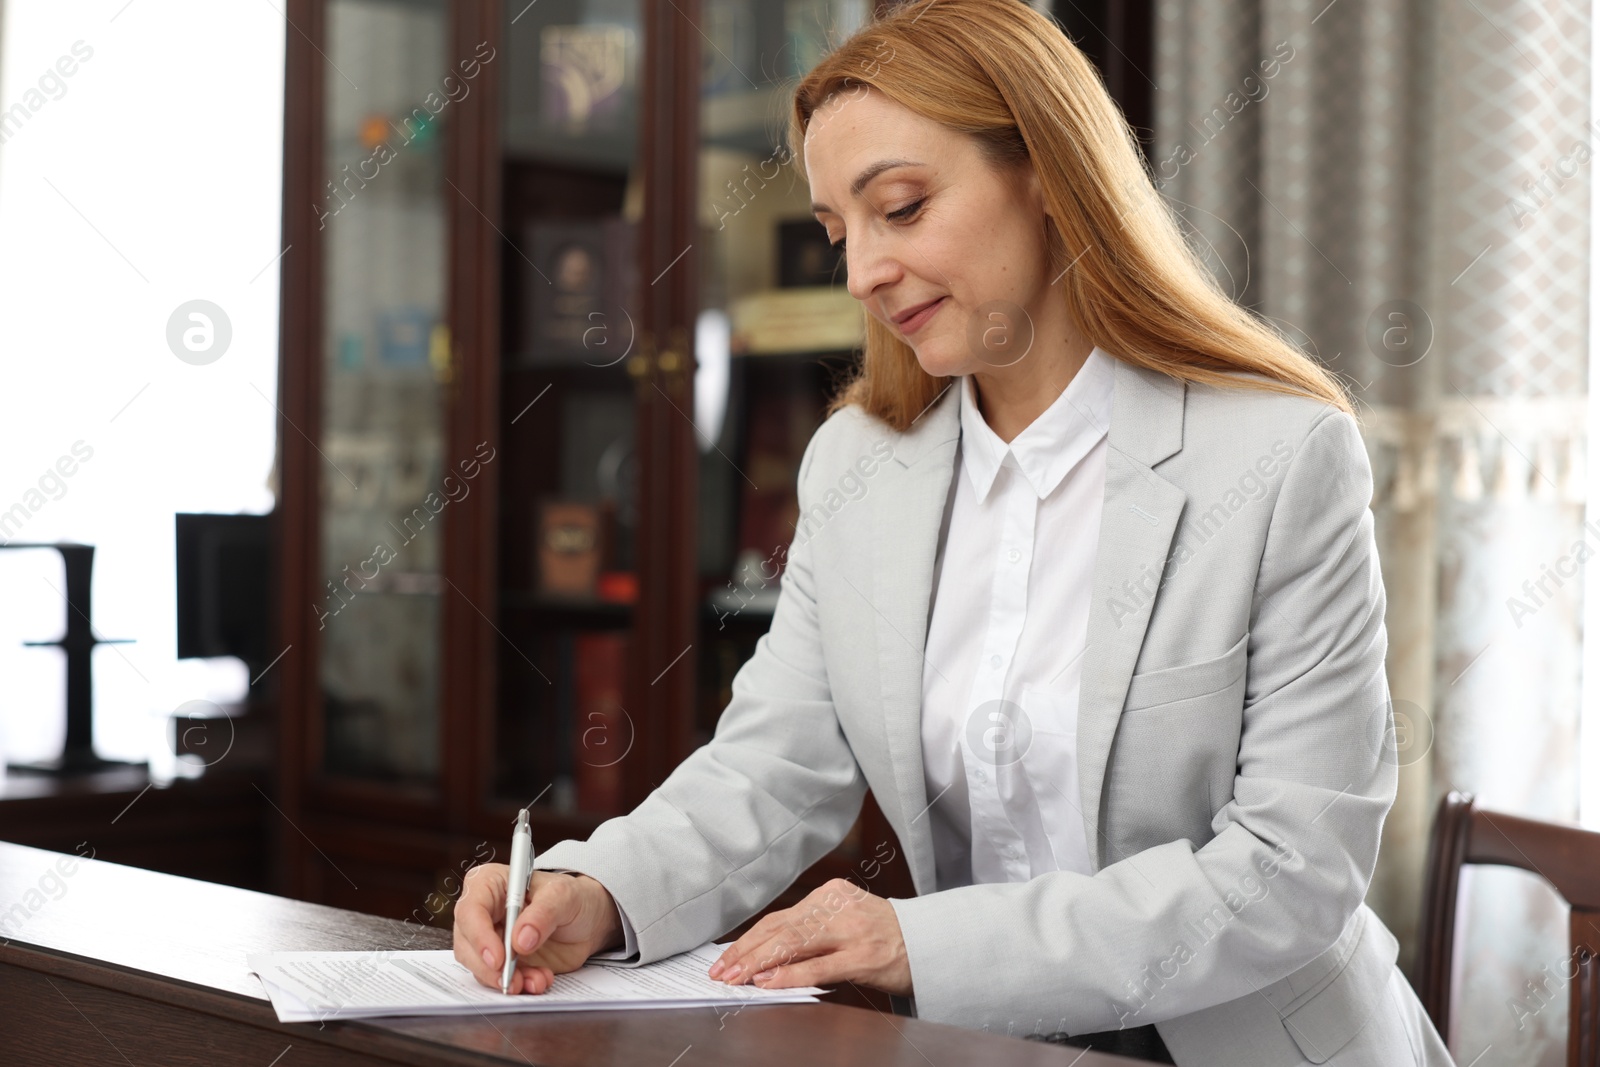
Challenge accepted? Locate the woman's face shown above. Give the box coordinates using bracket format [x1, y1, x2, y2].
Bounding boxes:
[805, 86, 1056, 379]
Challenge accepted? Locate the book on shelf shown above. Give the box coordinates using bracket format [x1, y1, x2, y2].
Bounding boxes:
[728, 286, 862, 356]
[729, 385, 814, 580]
[537, 499, 605, 598]
[573, 631, 628, 816]
[521, 217, 638, 366]
[375, 306, 433, 367]
[540, 22, 635, 132]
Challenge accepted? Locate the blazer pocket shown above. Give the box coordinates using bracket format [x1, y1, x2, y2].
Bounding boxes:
[1122, 631, 1249, 713]
[1277, 907, 1400, 1064]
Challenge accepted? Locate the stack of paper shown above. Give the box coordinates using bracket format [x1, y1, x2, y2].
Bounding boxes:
[247, 942, 827, 1023]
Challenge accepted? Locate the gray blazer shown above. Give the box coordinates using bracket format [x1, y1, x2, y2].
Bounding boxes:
[537, 357, 1437, 1065]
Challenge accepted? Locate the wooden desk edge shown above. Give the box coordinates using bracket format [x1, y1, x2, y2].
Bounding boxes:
[1, 938, 510, 1067]
[1, 841, 1134, 1066]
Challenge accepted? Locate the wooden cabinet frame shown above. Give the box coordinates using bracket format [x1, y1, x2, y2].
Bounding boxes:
[273, 0, 712, 900]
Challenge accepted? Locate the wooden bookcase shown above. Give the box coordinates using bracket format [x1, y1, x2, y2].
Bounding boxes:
[271, 0, 1152, 997]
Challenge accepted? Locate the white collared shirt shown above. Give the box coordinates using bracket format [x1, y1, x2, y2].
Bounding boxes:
[920, 346, 1115, 888]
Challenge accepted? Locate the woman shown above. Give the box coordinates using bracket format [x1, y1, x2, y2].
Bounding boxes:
[453, 2, 1454, 1063]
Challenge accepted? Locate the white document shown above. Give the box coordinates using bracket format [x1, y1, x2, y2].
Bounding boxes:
[247, 942, 827, 1023]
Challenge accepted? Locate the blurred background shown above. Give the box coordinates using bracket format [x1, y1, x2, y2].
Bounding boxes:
[0, 0, 1593, 1062]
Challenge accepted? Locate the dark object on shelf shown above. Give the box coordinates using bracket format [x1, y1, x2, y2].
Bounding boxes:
[777, 218, 846, 288]
[501, 589, 632, 628]
[536, 499, 603, 597]
[573, 631, 628, 816]
[1, 542, 140, 776]
[522, 218, 638, 367]
[1419, 790, 1600, 1063]
[734, 386, 811, 564]
[176, 512, 274, 678]
[526, 220, 604, 363]
[560, 389, 637, 571]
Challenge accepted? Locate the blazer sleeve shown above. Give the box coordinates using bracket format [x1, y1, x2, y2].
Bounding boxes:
[532, 419, 869, 965]
[887, 408, 1397, 1033]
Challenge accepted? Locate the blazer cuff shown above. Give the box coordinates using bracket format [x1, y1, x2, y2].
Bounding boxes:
[533, 863, 640, 964]
[601, 902, 640, 961]
[888, 894, 961, 1023]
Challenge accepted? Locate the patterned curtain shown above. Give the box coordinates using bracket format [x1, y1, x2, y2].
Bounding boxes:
[1151, 0, 1590, 1063]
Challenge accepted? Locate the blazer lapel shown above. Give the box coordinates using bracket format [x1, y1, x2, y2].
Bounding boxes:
[865, 361, 1188, 892]
[1077, 360, 1187, 870]
[870, 382, 961, 896]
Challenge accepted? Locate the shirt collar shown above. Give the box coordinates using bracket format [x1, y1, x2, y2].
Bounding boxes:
[958, 345, 1116, 503]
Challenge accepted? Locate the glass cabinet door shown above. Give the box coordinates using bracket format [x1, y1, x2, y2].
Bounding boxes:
[492, 0, 644, 819]
[693, 0, 867, 748]
[317, 0, 451, 783]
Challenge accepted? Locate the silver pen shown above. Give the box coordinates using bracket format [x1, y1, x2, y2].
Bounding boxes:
[500, 807, 534, 994]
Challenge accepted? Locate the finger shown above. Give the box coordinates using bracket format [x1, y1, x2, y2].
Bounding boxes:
[753, 951, 844, 990]
[709, 915, 781, 979]
[728, 922, 831, 985]
[511, 873, 581, 958]
[714, 879, 863, 981]
[742, 887, 860, 982]
[454, 865, 509, 984]
[716, 905, 820, 980]
[711, 920, 788, 982]
[745, 933, 812, 982]
[508, 964, 530, 994]
[515, 964, 556, 995]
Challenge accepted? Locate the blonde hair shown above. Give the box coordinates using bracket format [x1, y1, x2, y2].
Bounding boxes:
[787, 0, 1352, 433]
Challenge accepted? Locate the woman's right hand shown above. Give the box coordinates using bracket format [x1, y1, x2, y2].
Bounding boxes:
[452, 864, 624, 994]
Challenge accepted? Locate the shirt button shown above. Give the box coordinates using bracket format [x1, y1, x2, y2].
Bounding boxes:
[989, 654, 1002, 669]
[1007, 548, 1020, 563]
[974, 768, 987, 781]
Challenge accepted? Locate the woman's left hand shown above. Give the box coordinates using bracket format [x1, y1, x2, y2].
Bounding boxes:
[706, 878, 913, 997]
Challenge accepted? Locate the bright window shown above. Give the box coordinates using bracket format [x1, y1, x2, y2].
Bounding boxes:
[0, 0, 285, 770]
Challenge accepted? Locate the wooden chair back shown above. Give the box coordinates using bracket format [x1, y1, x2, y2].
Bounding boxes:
[1419, 790, 1600, 1066]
